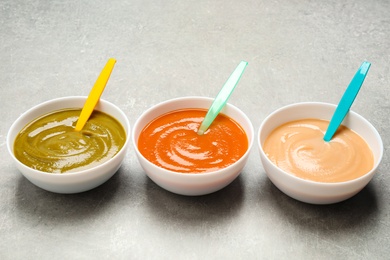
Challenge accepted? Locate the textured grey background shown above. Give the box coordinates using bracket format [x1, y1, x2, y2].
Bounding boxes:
[1, 0, 389, 259]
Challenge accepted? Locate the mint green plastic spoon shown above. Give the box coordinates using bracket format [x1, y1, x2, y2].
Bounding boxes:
[323, 61, 371, 142]
[197, 61, 248, 135]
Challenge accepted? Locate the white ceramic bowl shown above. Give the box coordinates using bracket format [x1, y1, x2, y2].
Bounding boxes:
[7, 96, 130, 194]
[258, 102, 383, 204]
[132, 96, 254, 196]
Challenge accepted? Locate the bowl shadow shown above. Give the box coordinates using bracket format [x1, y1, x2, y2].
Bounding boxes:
[145, 174, 245, 226]
[261, 175, 378, 232]
[14, 167, 125, 224]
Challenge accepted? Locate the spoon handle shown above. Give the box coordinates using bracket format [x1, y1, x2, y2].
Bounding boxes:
[323, 61, 371, 141]
[75, 58, 116, 131]
[197, 61, 248, 135]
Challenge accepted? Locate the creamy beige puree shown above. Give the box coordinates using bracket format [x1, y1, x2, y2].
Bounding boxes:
[263, 119, 374, 183]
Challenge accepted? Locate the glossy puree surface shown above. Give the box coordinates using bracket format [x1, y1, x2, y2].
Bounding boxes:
[138, 109, 248, 173]
[263, 118, 374, 183]
[14, 109, 126, 173]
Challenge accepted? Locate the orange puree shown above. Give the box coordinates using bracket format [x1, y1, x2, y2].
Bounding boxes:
[263, 119, 374, 183]
[138, 109, 248, 173]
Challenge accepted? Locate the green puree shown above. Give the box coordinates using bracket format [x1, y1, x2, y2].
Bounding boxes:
[14, 109, 126, 173]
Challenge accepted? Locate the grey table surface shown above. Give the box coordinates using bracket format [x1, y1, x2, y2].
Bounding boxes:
[1, 0, 389, 259]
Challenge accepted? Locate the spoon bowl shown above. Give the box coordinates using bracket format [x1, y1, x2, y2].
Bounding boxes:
[132, 96, 254, 196]
[258, 102, 383, 204]
[7, 96, 130, 193]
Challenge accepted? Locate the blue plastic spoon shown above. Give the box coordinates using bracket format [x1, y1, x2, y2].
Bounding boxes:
[197, 61, 248, 135]
[323, 61, 371, 142]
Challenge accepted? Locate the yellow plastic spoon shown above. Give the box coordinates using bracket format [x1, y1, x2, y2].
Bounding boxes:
[74, 58, 116, 131]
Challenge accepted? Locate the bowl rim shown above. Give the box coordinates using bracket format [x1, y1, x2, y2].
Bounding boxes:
[257, 101, 384, 187]
[7, 96, 131, 177]
[132, 96, 255, 178]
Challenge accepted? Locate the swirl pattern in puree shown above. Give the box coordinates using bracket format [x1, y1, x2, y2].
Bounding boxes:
[263, 119, 374, 183]
[138, 109, 248, 173]
[14, 109, 126, 173]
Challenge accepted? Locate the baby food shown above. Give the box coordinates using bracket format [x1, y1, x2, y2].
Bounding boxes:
[14, 109, 126, 173]
[138, 109, 248, 173]
[263, 118, 373, 183]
